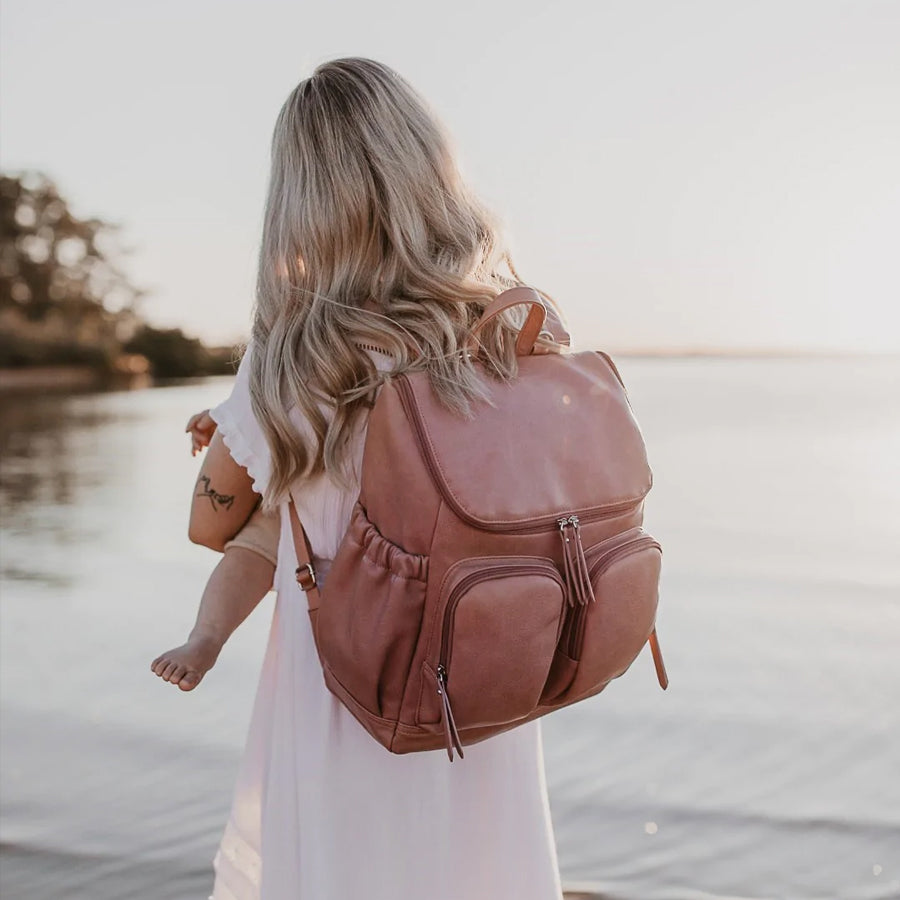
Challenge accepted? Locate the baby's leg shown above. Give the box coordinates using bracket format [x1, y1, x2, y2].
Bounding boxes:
[151, 547, 275, 691]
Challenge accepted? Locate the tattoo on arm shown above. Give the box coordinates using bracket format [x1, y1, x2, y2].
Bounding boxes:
[196, 475, 235, 511]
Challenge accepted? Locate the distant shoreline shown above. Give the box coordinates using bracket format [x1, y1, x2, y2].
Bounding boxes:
[1, 352, 895, 394]
[0, 365, 151, 393]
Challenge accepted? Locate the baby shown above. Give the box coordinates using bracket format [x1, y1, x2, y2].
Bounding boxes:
[150, 410, 279, 691]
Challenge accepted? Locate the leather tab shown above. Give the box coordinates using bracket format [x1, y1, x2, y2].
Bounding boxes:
[468, 286, 547, 356]
[649, 628, 668, 690]
[541, 301, 572, 348]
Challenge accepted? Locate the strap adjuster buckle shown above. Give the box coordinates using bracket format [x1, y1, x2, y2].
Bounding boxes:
[295, 562, 317, 591]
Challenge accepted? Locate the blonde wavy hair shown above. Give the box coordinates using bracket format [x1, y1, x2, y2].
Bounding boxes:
[250, 57, 554, 508]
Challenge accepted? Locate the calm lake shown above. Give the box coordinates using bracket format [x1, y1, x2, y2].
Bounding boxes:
[1, 357, 898, 900]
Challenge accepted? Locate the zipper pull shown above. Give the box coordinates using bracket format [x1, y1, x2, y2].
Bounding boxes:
[436, 665, 464, 761]
[569, 516, 596, 605]
[558, 518, 578, 606]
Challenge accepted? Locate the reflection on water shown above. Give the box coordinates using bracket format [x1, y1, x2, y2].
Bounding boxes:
[1, 391, 145, 587]
[1, 360, 899, 900]
[1, 394, 106, 512]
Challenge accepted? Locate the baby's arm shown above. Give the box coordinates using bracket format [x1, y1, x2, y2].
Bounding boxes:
[151, 508, 279, 691]
[152, 404, 279, 691]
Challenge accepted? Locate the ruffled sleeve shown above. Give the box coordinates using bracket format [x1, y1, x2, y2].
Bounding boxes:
[209, 344, 272, 497]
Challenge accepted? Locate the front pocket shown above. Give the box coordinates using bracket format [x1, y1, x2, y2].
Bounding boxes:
[563, 527, 662, 699]
[419, 557, 566, 730]
[317, 503, 428, 721]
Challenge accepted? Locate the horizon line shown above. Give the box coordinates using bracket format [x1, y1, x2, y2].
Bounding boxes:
[601, 346, 900, 359]
[199, 336, 899, 360]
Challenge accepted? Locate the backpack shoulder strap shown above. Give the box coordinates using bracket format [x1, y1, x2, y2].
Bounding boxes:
[288, 500, 320, 612]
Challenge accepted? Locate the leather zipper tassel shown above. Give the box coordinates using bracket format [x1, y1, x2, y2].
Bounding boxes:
[648, 628, 668, 690]
[570, 518, 596, 604]
[571, 534, 587, 605]
[436, 665, 464, 761]
[569, 522, 586, 604]
[560, 516, 593, 606]
[558, 519, 578, 606]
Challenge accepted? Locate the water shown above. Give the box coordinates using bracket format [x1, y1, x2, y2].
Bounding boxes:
[1, 358, 899, 900]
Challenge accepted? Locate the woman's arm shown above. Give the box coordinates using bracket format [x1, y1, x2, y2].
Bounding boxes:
[188, 430, 260, 552]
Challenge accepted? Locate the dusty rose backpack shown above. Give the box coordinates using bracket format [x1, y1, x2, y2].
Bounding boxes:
[290, 286, 667, 760]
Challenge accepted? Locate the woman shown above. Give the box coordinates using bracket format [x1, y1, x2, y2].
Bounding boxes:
[190, 57, 565, 900]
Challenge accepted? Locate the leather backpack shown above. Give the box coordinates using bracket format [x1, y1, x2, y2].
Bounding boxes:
[289, 286, 668, 760]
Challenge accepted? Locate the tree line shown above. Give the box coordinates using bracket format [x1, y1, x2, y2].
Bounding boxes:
[0, 172, 236, 379]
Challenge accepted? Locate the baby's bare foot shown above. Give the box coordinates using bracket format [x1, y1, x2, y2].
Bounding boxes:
[150, 634, 222, 691]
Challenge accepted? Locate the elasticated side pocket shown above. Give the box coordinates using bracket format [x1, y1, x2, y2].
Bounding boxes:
[317, 503, 428, 721]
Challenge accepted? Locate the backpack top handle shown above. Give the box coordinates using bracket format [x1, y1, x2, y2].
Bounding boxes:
[467, 286, 548, 357]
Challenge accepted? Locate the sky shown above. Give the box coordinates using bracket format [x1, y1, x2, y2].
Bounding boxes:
[2, 0, 898, 352]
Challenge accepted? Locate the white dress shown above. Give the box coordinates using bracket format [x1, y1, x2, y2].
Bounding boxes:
[208, 345, 564, 900]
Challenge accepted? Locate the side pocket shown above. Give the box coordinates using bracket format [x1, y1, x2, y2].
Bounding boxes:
[317, 503, 428, 721]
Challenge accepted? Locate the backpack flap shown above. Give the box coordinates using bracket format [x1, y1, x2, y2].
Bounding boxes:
[393, 350, 652, 530]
